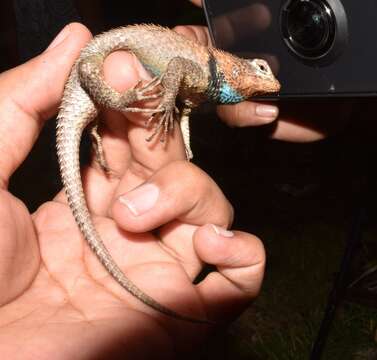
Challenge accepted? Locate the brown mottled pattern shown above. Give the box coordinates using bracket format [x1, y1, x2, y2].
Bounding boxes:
[56, 24, 280, 324]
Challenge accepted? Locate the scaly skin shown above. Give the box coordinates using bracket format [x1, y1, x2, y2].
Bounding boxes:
[56, 24, 280, 324]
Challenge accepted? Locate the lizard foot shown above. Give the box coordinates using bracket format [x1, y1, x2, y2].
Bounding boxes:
[118, 77, 165, 113]
[145, 106, 179, 143]
[133, 76, 164, 102]
[90, 124, 110, 173]
[90, 123, 120, 178]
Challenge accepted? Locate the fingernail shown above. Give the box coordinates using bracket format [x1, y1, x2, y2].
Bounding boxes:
[255, 104, 278, 121]
[118, 183, 159, 216]
[211, 224, 234, 238]
[46, 25, 71, 50]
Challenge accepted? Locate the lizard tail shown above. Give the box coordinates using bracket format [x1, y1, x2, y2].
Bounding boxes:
[56, 64, 213, 325]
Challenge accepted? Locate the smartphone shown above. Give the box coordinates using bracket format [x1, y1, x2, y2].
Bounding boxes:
[203, 0, 377, 98]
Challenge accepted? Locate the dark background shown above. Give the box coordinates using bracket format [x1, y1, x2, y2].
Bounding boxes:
[1, 1, 377, 359]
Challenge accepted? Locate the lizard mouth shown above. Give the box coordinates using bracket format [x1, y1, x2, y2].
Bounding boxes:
[252, 81, 281, 97]
[272, 80, 281, 93]
[268, 79, 281, 93]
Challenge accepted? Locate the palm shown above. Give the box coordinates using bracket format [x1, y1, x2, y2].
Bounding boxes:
[0, 23, 265, 360]
[0, 87, 210, 355]
[0, 154, 206, 360]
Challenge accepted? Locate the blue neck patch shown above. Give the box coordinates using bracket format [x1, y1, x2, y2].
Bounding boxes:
[140, 60, 161, 77]
[205, 51, 246, 105]
[217, 82, 245, 104]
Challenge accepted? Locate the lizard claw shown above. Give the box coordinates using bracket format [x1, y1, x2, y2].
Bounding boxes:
[145, 105, 178, 143]
[133, 79, 143, 90]
[144, 104, 170, 126]
[119, 76, 167, 115]
[133, 76, 163, 101]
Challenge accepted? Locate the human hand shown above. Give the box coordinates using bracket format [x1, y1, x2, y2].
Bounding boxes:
[186, 0, 355, 142]
[0, 23, 265, 360]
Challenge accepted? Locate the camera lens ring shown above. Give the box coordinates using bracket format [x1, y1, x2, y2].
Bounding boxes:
[284, 0, 335, 57]
[281, 0, 348, 64]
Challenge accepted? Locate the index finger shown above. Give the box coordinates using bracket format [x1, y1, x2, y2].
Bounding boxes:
[189, 0, 202, 7]
[0, 23, 91, 188]
[102, 50, 187, 172]
[173, 26, 280, 129]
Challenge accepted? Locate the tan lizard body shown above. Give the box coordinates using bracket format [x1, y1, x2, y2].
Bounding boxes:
[56, 24, 280, 324]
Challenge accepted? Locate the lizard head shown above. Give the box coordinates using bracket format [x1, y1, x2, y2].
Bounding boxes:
[208, 50, 281, 104]
[240, 58, 281, 97]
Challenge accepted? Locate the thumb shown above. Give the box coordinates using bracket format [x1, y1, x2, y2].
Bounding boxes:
[194, 224, 265, 321]
[0, 23, 92, 188]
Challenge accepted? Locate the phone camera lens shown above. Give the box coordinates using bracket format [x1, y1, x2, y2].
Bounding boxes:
[281, 0, 336, 59]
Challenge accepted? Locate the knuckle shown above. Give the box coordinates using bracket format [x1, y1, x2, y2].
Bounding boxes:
[167, 160, 205, 186]
[163, 161, 232, 223]
[172, 25, 186, 33]
[215, 198, 234, 228]
[248, 234, 266, 267]
[217, 104, 238, 127]
[173, 26, 197, 41]
[227, 202, 235, 227]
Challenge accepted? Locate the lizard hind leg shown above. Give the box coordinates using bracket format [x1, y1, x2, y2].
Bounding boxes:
[180, 108, 193, 160]
[142, 56, 205, 156]
[90, 123, 115, 175]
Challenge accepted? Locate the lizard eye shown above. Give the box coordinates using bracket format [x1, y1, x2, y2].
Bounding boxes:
[258, 64, 267, 72]
[249, 59, 272, 76]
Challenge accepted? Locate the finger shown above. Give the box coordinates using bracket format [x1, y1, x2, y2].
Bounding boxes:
[173, 25, 211, 46]
[268, 118, 327, 142]
[111, 161, 233, 233]
[268, 99, 355, 142]
[54, 44, 188, 213]
[206, 3, 272, 50]
[173, 26, 280, 129]
[194, 224, 265, 321]
[53, 46, 149, 210]
[218, 99, 354, 142]
[217, 100, 279, 128]
[0, 23, 92, 188]
[0, 190, 40, 305]
[189, 0, 202, 7]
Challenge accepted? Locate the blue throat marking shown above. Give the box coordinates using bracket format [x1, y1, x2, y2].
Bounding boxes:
[206, 51, 245, 105]
[218, 82, 245, 104]
[140, 61, 161, 77]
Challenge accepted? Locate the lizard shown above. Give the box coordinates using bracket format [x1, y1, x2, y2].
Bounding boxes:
[56, 24, 280, 325]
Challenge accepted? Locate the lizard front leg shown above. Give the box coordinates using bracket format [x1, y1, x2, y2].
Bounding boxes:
[142, 57, 206, 159]
[78, 56, 164, 172]
[78, 55, 163, 112]
[79, 55, 205, 160]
